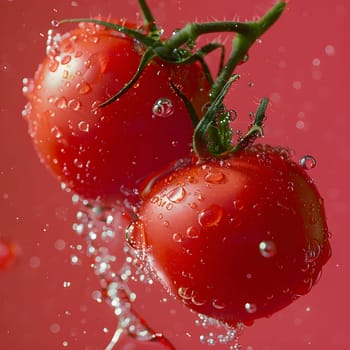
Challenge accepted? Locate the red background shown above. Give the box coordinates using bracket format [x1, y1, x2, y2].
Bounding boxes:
[0, 0, 348, 349]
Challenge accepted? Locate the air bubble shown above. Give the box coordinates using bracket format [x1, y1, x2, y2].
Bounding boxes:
[198, 205, 223, 228]
[21, 102, 32, 118]
[259, 240, 277, 258]
[244, 302, 257, 314]
[71, 255, 80, 265]
[299, 155, 316, 170]
[22, 77, 34, 95]
[152, 98, 174, 117]
[196, 314, 244, 348]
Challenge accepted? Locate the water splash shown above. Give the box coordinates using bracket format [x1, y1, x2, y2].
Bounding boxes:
[195, 313, 244, 348]
[71, 195, 175, 349]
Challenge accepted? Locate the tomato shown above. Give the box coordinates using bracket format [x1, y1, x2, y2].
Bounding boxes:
[23, 20, 209, 204]
[135, 144, 331, 326]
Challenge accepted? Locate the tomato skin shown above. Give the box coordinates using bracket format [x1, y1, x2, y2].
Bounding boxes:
[23, 21, 209, 204]
[138, 145, 331, 325]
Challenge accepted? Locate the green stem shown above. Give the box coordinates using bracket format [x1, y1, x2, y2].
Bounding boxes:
[158, 2, 285, 71]
[193, 75, 239, 159]
[137, 0, 160, 39]
[58, 18, 155, 46]
[210, 2, 286, 101]
[233, 97, 269, 152]
[189, 2, 285, 159]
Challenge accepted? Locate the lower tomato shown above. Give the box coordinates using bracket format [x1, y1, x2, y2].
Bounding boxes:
[137, 144, 331, 326]
[23, 20, 209, 204]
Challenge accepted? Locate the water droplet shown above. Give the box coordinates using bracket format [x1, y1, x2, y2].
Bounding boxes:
[325, 44, 335, 56]
[76, 81, 91, 94]
[88, 35, 99, 44]
[212, 299, 226, 310]
[244, 302, 257, 314]
[55, 96, 67, 109]
[51, 19, 60, 28]
[198, 205, 223, 228]
[70, 255, 80, 265]
[259, 240, 277, 258]
[241, 54, 249, 63]
[78, 121, 89, 132]
[21, 102, 32, 118]
[48, 59, 59, 72]
[126, 220, 149, 251]
[152, 98, 174, 117]
[61, 55, 71, 65]
[50, 126, 62, 139]
[50, 323, 61, 334]
[63, 281, 71, 288]
[166, 186, 186, 203]
[172, 232, 183, 243]
[186, 226, 200, 239]
[191, 294, 207, 306]
[205, 171, 226, 184]
[22, 77, 34, 95]
[73, 158, 84, 168]
[178, 287, 194, 300]
[68, 99, 81, 111]
[305, 239, 321, 263]
[233, 200, 244, 211]
[299, 155, 316, 170]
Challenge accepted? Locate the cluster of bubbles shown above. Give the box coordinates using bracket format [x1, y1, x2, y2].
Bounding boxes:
[70, 194, 169, 349]
[195, 314, 244, 349]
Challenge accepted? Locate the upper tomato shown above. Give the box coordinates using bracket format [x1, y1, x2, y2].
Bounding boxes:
[23, 20, 209, 204]
[137, 145, 331, 326]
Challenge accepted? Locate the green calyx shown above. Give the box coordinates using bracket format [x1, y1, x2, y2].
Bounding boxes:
[59, 0, 286, 159]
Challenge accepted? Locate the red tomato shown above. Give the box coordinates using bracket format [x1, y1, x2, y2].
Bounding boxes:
[136, 144, 331, 326]
[23, 20, 209, 204]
